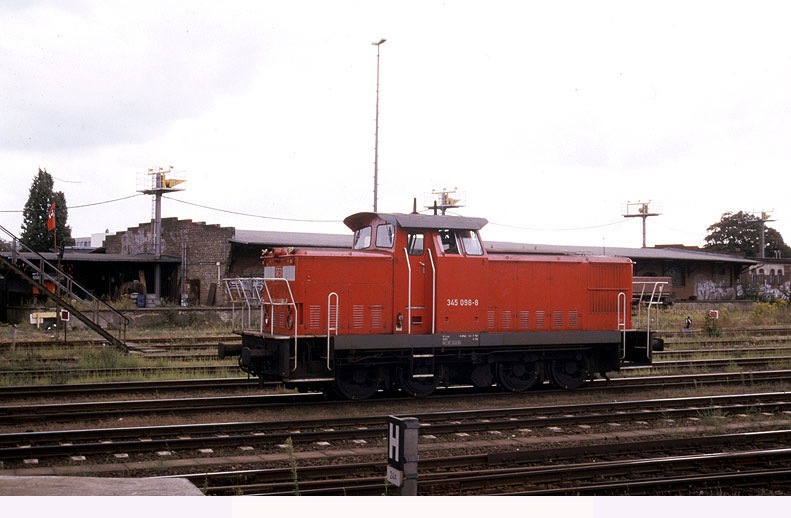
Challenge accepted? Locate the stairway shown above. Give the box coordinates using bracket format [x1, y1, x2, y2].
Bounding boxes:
[0, 224, 128, 352]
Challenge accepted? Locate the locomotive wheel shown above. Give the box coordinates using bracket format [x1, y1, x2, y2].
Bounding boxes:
[548, 356, 587, 390]
[397, 368, 440, 397]
[334, 365, 379, 400]
[496, 360, 541, 392]
[470, 364, 494, 388]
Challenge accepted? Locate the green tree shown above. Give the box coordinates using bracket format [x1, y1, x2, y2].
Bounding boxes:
[20, 168, 74, 251]
[704, 211, 791, 258]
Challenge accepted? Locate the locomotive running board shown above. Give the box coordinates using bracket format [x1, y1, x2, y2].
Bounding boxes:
[334, 330, 621, 350]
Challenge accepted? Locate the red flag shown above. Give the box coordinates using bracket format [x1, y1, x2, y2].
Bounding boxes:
[47, 202, 56, 231]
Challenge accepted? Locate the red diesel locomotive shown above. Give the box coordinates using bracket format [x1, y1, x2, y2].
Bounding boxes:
[221, 212, 663, 399]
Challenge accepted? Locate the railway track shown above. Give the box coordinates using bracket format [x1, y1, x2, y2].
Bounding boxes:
[0, 377, 262, 398]
[0, 335, 240, 350]
[172, 430, 791, 495]
[3, 353, 790, 386]
[2, 391, 790, 464]
[4, 342, 790, 366]
[2, 369, 791, 423]
[0, 363, 239, 383]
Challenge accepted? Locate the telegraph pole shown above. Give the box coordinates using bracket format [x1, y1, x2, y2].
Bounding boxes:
[372, 38, 386, 212]
[623, 201, 661, 248]
[757, 210, 775, 258]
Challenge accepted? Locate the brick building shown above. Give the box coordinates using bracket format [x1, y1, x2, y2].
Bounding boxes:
[104, 218, 234, 305]
[741, 259, 791, 300]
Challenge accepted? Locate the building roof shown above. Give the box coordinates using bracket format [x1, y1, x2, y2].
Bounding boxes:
[230, 228, 756, 265]
[485, 241, 757, 264]
[1, 251, 180, 263]
[231, 229, 352, 248]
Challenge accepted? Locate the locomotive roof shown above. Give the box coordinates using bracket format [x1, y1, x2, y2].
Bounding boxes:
[343, 212, 488, 231]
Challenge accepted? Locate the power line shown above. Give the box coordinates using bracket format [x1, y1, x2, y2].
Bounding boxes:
[51, 175, 82, 184]
[0, 193, 144, 213]
[69, 193, 143, 209]
[162, 195, 342, 223]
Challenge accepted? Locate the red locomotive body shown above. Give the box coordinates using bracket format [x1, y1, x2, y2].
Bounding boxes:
[222, 212, 661, 399]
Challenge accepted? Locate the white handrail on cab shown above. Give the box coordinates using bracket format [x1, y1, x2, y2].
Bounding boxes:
[327, 291, 339, 370]
[617, 291, 627, 360]
[428, 248, 436, 334]
[403, 248, 412, 334]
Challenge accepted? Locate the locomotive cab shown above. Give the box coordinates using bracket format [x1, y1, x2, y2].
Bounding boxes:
[222, 211, 662, 399]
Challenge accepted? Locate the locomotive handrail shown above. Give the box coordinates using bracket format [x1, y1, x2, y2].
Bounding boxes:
[428, 248, 436, 334]
[404, 248, 412, 334]
[327, 291, 339, 370]
[260, 278, 299, 372]
[617, 291, 627, 360]
[644, 281, 667, 361]
[223, 277, 299, 371]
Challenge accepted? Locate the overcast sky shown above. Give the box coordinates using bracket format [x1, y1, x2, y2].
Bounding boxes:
[1, 1, 790, 250]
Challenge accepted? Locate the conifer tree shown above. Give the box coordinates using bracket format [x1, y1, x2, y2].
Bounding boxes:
[20, 168, 74, 251]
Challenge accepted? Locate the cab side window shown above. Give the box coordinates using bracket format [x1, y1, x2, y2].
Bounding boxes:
[407, 232, 424, 255]
[459, 230, 483, 256]
[438, 229, 459, 255]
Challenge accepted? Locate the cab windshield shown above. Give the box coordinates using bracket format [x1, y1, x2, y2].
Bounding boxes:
[352, 226, 372, 249]
[375, 224, 395, 248]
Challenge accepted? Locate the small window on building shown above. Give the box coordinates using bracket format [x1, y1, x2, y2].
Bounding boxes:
[770, 269, 776, 285]
[438, 229, 460, 255]
[407, 232, 424, 256]
[352, 226, 372, 250]
[759, 268, 765, 285]
[779, 270, 784, 285]
[459, 230, 483, 256]
[375, 224, 395, 248]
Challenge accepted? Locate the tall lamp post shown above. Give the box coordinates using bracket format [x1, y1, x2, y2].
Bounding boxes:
[372, 38, 386, 212]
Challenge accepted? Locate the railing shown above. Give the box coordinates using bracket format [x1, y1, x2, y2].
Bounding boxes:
[327, 292, 338, 370]
[224, 277, 299, 371]
[428, 249, 436, 334]
[617, 291, 627, 359]
[632, 280, 668, 361]
[403, 248, 412, 334]
[0, 223, 128, 350]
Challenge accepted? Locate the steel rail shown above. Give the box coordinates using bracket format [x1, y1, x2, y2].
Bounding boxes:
[3, 392, 791, 459]
[0, 377, 260, 398]
[212, 447, 791, 496]
[487, 448, 791, 496]
[2, 370, 791, 423]
[3, 354, 789, 385]
[0, 335, 240, 349]
[164, 429, 791, 495]
[1, 367, 788, 401]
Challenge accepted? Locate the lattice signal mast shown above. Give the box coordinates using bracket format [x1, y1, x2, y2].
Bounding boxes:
[425, 188, 465, 215]
[136, 166, 186, 301]
[623, 201, 661, 248]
